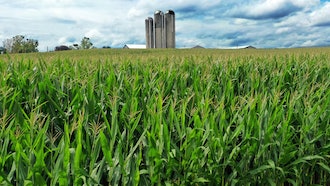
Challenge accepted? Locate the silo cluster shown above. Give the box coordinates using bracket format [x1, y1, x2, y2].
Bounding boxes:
[145, 10, 175, 48]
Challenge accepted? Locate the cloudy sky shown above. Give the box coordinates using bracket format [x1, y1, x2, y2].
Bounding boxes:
[1, 0, 330, 51]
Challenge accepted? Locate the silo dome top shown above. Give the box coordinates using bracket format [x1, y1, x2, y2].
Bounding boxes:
[154, 10, 163, 15]
[166, 10, 175, 15]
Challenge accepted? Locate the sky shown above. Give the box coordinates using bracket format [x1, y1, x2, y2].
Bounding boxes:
[1, 0, 330, 51]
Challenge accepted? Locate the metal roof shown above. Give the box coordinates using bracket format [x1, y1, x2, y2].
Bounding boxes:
[123, 44, 146, 49]
[217, 45, 256, 49]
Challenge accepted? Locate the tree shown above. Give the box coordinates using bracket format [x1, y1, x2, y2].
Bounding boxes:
[80, 37, 93, 49]
[3, 38, 13, 53]
[3, 35, 38, 53]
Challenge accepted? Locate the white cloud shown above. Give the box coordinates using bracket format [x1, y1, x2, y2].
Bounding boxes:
[229, 0, 318, 19]
[85, 29, 103, 39]
[309, 2, 330, 26]
[58, 36, 76, 45]
[0, 0, 330, 51]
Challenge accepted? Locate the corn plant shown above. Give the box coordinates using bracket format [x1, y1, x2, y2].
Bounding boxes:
[0, 48, 329, 185]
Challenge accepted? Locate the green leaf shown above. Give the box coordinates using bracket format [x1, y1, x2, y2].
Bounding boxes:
[318, 162, 330, 172]
[290, 155, 324, 165]
[99, 131, 113, 166]
[193, 177, 210, 183]
[249, 165, 272, 175]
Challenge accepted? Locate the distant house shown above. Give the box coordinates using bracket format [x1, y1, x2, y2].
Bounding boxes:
[55, 45, 71, 51]
[123, 44, 146, 49]
[0, 47, 6, 54]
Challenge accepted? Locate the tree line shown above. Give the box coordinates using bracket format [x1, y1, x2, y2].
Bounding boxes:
[2, 35, 38, 53]
[55, 37, 95, 51]
[1, 35, 99, 54]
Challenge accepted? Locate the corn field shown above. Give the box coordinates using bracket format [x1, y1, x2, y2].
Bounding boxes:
[0, 48, 330, 185]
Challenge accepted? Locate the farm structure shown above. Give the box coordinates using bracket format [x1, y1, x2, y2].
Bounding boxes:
[145, 10, 175, 48]
[123, 44, 146, 49]
[0, 47, 6, 54]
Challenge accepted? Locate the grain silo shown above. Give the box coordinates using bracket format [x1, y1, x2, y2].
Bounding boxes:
[145, 18, 150, 48]
[145, 10, 175, 49]
[165, 10, 175, 48]
[154, 10, 164, 48]
[145, 17, 154, 48]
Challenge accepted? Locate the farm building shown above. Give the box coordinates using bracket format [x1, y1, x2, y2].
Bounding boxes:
[123, 44, 146, 49]
[55, 45, 71, 51]
[192, 45, 205, 49]
[0, 47, 6, 54]
[218, 45, 256, 49]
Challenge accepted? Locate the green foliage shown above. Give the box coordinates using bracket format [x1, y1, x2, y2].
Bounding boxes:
[0, 48, 330, 185]
[80, 37, 93, 49]
[3, 35, 38, 53]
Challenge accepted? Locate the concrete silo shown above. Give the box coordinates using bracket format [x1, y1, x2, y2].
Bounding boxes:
[145, 17, 154, 48]
[165, 10, 175, 48]
[145, 18, 150, 48]
[145, 10, 175, 49]
[154, 10, 164, 48]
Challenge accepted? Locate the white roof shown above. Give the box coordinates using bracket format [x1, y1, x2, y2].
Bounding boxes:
[217, 45, 255, 49]
[123, 44, 146, 49]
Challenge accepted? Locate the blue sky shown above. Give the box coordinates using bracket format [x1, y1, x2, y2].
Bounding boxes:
[1, 0, 330, 51]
